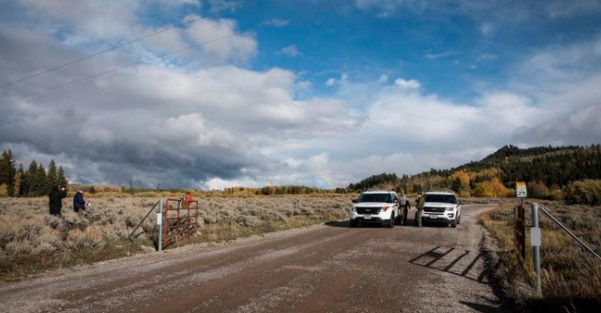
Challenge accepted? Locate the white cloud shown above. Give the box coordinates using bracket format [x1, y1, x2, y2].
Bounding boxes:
[279, 45, 300, 57]
[394, 78, 420, 89]
[1, 0, 600, 190]
[185, 17, 257, 65]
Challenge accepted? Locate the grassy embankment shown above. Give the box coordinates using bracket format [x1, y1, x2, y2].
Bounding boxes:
[478, 200, 601, 313]
[0, 193, 353, 282]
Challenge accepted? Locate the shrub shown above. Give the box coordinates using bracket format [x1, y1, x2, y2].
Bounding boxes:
[564, 180, 601, 205]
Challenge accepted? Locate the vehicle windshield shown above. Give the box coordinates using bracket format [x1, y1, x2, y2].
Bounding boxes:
[358, 193, 392, 203]
[424, 194, 457, 204]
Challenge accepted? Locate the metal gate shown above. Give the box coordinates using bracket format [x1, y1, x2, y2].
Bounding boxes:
[162, 198, 200, 249]
[514, 203, 526, 261]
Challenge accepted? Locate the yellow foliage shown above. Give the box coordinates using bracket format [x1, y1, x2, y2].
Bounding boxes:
[0, 184, 7, 197]
[491, 177, 511, 197]
[449, 170, 470, 186]
[473, 181, 495, 197]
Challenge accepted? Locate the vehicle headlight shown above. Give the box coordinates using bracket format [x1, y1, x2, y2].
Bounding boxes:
[352, 206, 357, 212]
[446, 206, 455, 212]
[381, 205, 390, 212]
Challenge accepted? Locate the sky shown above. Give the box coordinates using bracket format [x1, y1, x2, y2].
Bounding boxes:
[1, 0, 601, 190]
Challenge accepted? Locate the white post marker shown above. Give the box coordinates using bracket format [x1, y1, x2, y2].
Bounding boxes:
[516, 182, 527, 198]
[157, 213, 162, 225]
[530, 227, 541, 246]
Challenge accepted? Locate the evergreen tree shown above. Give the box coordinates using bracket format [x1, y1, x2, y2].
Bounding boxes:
[16, 164, 26, 197]
[57, 166, 68, 187]
[0, 150, 17, 196]
[37, 163, 48, 195]
[26, 160, 39, 196]
[47, 159, 58, 188]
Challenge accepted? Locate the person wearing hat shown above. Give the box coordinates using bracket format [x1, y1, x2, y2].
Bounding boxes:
[73, 189, 88, 213]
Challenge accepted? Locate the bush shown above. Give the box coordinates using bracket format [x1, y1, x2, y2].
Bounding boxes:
[564, 180, 601, 205]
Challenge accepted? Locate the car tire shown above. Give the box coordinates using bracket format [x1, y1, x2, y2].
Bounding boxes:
[451, 219, 457, 228]
[457, 214, 461, 224]
[350, 219, 357, 228]
[387, 213, 395, 228]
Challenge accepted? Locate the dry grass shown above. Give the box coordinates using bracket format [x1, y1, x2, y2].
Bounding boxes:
[478, 200, 601, 313]
[0, 194, 353, 281]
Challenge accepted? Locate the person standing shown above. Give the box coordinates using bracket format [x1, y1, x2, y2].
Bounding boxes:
[400, 193, 410, 225]
[415, 193, 425, 227]
[48, 185, 67, 217]
[181, 191, 194, 210]
[73, 189, 87, 213]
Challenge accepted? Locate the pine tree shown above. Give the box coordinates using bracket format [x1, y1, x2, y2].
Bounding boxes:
[37, 163, 47, 196]
[16, 165, 26, 197]
[26, 160, 39, 196]
[47, 160, 58, 189]
[57, 166, 68, 187]
[0, 150, 17, 196]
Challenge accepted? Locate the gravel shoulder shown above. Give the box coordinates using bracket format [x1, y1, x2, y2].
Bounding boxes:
[0, 204, 506, 313]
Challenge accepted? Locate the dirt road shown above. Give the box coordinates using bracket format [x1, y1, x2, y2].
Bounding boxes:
[0, 205, 504, 313]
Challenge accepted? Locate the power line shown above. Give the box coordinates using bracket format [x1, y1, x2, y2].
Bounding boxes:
[6, 0, 354, 100]
[17, 33, 240, 99]
[0, 0, 257, 91]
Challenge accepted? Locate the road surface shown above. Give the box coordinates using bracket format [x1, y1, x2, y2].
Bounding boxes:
[0, 205, 505, 313]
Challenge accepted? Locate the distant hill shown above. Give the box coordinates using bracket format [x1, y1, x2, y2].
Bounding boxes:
[348, 144, 601, 199]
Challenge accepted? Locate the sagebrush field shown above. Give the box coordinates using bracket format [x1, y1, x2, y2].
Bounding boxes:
[479, 200, 601, 312]
[0, 194, 353, 281]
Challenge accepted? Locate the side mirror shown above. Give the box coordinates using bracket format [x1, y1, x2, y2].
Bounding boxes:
[457, 200, 461, 204]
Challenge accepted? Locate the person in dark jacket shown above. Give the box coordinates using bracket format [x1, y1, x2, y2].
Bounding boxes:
[48, 185, 67, 217]
[73, 189, 87, 213]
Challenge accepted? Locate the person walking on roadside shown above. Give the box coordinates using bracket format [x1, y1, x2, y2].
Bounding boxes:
[73, 189, 87, 213]
[415, 193, 425, 227]
[48, 185, 67, 217]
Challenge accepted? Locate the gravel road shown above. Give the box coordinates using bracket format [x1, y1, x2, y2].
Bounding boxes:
[0, 204, 505, 313]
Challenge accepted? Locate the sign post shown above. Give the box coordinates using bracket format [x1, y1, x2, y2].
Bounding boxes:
[531, 203, 542, 297]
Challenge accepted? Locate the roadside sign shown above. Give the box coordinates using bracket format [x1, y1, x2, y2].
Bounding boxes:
[157, 213, 163, 225]
[516, 182, 527, 198]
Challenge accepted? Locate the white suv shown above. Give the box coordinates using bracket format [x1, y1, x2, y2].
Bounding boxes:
[420, 191, 461, 227]
[349, 190, 401, 228]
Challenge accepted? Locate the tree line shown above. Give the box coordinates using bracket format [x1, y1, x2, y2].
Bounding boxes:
[347, 144, 601, 201]
[0, 150, 68, 197]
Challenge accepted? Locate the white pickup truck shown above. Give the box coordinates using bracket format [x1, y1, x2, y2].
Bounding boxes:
[349, 190, 401, 228]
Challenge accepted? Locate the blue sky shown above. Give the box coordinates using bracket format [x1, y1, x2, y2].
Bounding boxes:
[1, 0, 601, 190]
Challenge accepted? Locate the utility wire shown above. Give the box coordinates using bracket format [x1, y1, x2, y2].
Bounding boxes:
[18, 33, 240, 99]
[0, 0, 257, 91]
[6, 0, 353, 100]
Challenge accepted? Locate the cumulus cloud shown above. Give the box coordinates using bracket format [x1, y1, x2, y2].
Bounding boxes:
[1, 0, 600, 190]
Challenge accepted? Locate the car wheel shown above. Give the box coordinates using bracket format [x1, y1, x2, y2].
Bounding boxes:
[451, 219, 457, 228]
[457, 214, 461, 224]
[350, 219, 357, 228]
[387, 213, 395, 228]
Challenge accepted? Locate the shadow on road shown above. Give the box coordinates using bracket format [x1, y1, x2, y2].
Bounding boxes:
[324, 221, 350, 228]
[409, 246, 489, 284]
[459, 296, 504, 313]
